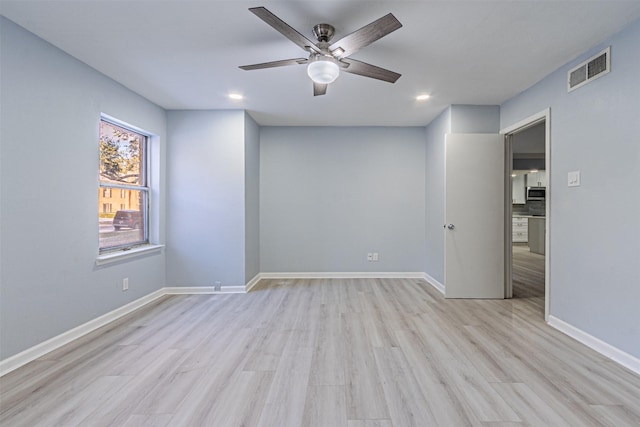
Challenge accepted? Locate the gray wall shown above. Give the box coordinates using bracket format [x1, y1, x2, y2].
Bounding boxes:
[260, 127, 426, 273]
[166, 110, 248, 287]
[0, 18, 167, 360]
[244, 113, 261, 282]
[450, 105, 500, 133]
[501, 20, 640, 358]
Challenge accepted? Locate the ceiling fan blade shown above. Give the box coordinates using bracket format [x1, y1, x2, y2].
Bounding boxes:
[313, 82, 328, 96]
[249, 7, 322, 54]
[239, 58, 308, 70]
[341, 58, 401, 83]
[329, 13, 402, 58]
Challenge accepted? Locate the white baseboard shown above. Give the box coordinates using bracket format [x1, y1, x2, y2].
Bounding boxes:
[0, 288, 165, 377]
[164, 286, 217, 294]
[245, 273, 262, 292]
[259, 272, 426, 279]
[220, 285, 246, 293]
[548, 315, 640, 376]
[164, 286, 246, 294]
[423, 272, 445, 295]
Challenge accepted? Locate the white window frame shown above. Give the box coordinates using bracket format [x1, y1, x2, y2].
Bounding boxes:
[98, 116, 150, 254]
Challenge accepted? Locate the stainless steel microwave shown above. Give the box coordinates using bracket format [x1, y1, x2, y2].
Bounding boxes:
[527, 187, 546, 201]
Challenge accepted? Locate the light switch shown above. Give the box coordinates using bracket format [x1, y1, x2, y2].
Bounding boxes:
[568, 171, 581, 187]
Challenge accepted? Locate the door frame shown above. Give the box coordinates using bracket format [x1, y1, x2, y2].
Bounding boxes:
[501, 108, 550, 322]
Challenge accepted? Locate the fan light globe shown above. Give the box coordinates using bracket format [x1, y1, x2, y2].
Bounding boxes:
[307, 59, 339, 84]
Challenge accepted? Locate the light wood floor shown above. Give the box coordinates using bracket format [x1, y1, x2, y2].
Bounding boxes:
[2, 277, 639, 426]
[512, 245, 545, 312]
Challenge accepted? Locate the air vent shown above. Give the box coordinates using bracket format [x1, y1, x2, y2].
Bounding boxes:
[568, 47, 610, 92]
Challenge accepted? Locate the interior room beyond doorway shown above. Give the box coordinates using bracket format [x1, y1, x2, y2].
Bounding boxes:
[510, 120, 547, 316]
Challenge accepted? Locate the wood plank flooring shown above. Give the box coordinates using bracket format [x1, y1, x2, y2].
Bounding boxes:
[512, 245, 545, 299]
[2, 276, 639, 426]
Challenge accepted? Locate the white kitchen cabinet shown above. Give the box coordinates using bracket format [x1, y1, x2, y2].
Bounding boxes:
[512, 217, 528, 243]
[528, 217, 545, 255]
[538, 171, 547, 187]
[527, 170, 547, 187]
[512, 174, 526, 204]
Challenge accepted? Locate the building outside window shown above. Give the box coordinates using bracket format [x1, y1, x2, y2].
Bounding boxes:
[98, 118, 149, 252]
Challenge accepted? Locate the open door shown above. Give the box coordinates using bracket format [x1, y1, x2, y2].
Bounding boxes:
[445, 133, 505, 298]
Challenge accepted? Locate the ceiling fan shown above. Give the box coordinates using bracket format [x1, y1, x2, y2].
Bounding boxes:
[239, 7, 403, 96]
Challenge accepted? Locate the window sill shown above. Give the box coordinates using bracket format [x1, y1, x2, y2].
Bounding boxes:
[96, 244, 164, 266]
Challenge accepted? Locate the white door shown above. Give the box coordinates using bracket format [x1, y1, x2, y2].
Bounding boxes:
[445, 133, 505, 298]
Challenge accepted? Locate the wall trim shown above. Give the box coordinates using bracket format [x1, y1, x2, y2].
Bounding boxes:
[164, 286, 216, 294]
[548, 315, 640, 376]
[95, 244, 164, 266]
[245, 273, 262, 292]
[259, 272, 426, 279]
[164, 286, 246, 294]
[0, 288, 166, 377]
[423, 272, 445, 295]
[219, 285, 247, 294]
[501, 107, 551, 322]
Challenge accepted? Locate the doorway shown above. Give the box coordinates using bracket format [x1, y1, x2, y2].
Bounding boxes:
[502, 109, 550, 321]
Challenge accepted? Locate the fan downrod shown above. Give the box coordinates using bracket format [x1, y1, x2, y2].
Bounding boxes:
[312, 24, 335, 43]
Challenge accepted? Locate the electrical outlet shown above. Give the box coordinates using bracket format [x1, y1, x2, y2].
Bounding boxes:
[122, 278, 129, 291]
[373, 252, 379, 261]
[367, 253, 373, 262]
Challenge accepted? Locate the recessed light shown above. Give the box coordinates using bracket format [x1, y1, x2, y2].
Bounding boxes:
[228, 93, 244, 100]
[416, 94, 430, 101]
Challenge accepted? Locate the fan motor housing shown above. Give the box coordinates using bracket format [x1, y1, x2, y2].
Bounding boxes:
[313, 24, 335, 42]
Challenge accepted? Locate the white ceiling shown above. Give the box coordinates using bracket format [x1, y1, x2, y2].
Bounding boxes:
[2, 1, 640, 126]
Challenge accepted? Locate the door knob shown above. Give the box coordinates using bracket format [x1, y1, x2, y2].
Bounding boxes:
[447, 224, 455, 230]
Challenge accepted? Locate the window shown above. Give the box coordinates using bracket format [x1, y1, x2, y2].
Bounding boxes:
[98, 119, 149, 252]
